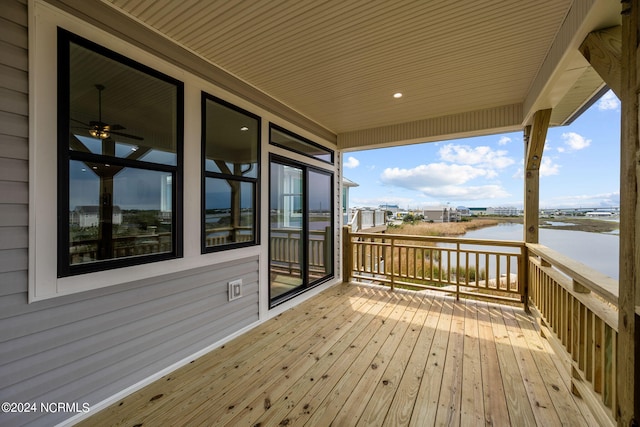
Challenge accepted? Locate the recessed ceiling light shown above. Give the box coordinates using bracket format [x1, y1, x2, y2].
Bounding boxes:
[393, 92, 403, 99]
[240, 126, 249, 131]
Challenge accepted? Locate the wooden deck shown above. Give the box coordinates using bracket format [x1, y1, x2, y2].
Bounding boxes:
[80, 283, 598, 426]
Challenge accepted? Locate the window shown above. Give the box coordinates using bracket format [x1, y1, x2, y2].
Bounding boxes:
[269, 153, 334, 307]
[58, 29, 183, 276]
[202, 94, 260, 251]
[270, 124, 334, 164]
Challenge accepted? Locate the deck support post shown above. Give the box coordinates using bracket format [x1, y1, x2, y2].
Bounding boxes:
[342, 225, 352, 283]
[523, 109, 551, 312]
[618, 0, 640, 424]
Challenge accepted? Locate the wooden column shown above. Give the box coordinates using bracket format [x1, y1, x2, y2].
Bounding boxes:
[342, 225, 352, 283]
[579, 25, 622, 98]
[523, 109, 552, 244]
[618, 0, 639, 424]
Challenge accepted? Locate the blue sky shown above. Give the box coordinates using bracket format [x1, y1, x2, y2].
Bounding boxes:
[343, 90, 621, 210]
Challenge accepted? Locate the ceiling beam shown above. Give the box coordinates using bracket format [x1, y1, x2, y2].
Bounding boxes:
[579, 26, 622, 98]
[525, 109, 552, 171]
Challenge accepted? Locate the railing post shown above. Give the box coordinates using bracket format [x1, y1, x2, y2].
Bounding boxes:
[522, 244, 530, 313]
[455, 242, 460, 300]
[390, 236, 395, 291]
[324, 226, 332, 274]
[342, 225, 352, 283]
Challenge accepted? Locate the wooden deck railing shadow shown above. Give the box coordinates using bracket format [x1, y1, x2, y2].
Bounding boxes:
[342, 226, 618, 426]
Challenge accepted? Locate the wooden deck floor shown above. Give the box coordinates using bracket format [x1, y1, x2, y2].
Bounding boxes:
[80, 283, 598, 426]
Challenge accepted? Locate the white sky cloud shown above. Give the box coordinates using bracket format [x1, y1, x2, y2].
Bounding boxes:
[414, 184, 510, 200]
[380, 163, 509, 200]
[512, 157, 560, 178]
[498, 136, 511, 145]
[559, 132, 591, 152]
[343, 156, 360, 169]
[539, 157, 560, 176]
[597, 90, 620, 111]
[381, 163, 492, 188]
[438, 144, 515, 169]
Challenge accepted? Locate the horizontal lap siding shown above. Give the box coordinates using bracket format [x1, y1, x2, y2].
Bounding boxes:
[0, 257, 260, 427]
[0, 2, 262, 426]
[0, 0, 28, 301]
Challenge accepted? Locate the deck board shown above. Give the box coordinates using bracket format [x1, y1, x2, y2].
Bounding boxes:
[79, 283, 597, 427]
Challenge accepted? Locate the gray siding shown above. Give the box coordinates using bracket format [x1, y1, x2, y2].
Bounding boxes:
[0, 0, 28, 296]
[0, 2, 261, 426]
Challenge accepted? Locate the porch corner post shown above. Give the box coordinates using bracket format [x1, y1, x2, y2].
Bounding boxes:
[618, 0, 640, 424]
[523, 110, 551, 312]
[342, 225, 352, 283]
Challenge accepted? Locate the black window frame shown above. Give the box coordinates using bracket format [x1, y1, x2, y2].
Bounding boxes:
[268, 153, 335, 308]
[269, 123, 334, 164]
[201, 93, 261, 253]
[57, 28, 184, 277]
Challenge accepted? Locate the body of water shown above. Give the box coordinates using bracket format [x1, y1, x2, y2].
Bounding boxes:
[462, 223, 619, 280]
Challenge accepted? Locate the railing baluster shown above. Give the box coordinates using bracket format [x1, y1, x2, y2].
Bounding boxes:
[594, 317, 603, 394]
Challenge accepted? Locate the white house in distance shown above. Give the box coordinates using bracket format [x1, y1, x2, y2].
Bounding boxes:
[71, 205, 123, 228]
[486, 206, 523, 216]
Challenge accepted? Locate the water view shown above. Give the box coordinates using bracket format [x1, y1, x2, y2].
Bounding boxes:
[462, 222, 619, 280]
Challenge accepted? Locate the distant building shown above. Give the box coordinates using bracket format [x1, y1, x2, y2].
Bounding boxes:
[486, 206, 522, 216]
[457, 206, 471, 216]
[585, 211, 614, 217]
[469, 207, 488, 216]
[422, 207, 458, 222]
[379, 204, 400, 216]
[71, 205, 123, 227]
[342, 177, 359, 222]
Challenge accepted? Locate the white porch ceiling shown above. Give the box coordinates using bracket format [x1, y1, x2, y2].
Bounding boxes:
[102, 0, 620, 149]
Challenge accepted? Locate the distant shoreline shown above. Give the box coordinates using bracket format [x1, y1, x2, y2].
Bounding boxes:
[495, 216, 619, 234]
[390, 216, 619, 237]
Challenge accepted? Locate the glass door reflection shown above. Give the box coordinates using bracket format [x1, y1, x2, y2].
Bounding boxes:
[270, 162, 304, 300]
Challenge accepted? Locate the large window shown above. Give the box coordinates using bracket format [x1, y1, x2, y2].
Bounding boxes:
[269, 152, 334, 307]
[202, 94, 260, 251]
[58, 29, 183, 276]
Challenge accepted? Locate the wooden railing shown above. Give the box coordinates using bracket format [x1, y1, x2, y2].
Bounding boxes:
[205, 226, 253, 246]
[342, 227, 618, 424]
[270, 227, 332, 275]
[527, 243, 618, 426]
[70, 232, 172, 263]
[348, 208, 386, 232]
[343, 226, 526, 305]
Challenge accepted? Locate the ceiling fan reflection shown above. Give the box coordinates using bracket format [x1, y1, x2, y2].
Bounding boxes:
[71, 84, 144, 141]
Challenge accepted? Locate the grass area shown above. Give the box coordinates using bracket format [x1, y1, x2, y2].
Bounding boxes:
[388, 218, 499, 237]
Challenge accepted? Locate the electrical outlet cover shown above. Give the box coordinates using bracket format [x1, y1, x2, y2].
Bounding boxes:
[228, 279, 242, 301]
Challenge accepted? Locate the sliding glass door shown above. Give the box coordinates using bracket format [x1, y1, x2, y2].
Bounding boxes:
[269, 156, 333, 307]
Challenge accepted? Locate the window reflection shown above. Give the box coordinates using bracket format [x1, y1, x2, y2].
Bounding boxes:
[270, 125, 334, 163]
[202, 94, 259, 251]
[205, 178, 255, 246]
[60, 29, 182, 275]
[68, 161, 173, 265]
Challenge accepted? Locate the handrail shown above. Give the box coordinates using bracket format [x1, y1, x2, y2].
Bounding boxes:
[527, 243, 618, 305]
[527, 243, 618, 425]
[344, 227, 526, 305]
